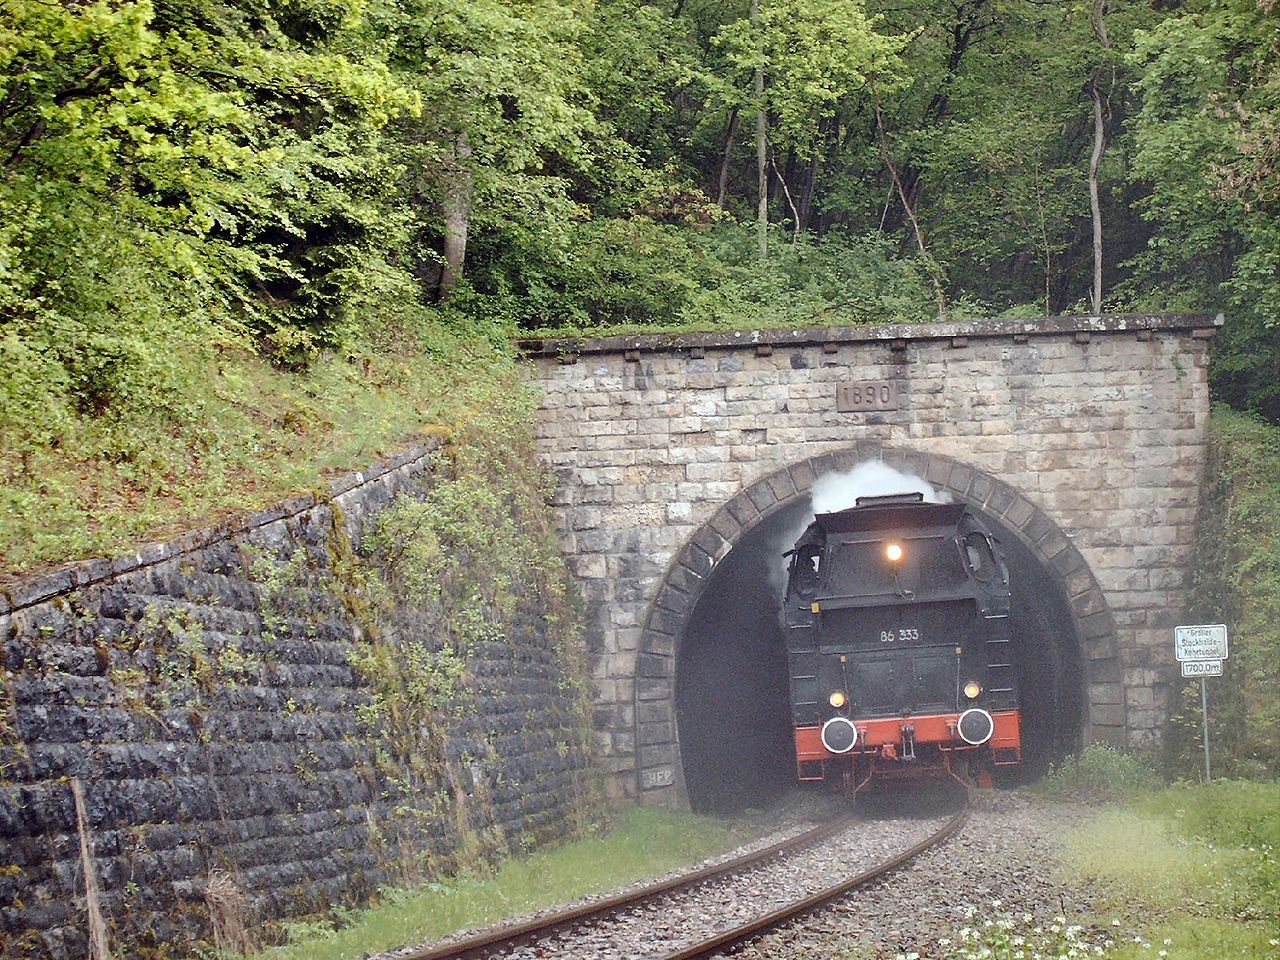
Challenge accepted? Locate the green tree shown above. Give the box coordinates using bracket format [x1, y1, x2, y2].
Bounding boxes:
[1127, 0, 1280, 420]
[714, 0, 910, 253]
[377, 0, 598, 299]
[0, 0, 413, 453]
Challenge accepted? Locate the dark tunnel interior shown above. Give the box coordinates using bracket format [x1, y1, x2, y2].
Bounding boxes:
[674, 489, 1086, 813]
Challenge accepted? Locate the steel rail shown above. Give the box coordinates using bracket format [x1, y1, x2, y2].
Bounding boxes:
[403, 814, 860, 960]
[655, 805, 969, 960]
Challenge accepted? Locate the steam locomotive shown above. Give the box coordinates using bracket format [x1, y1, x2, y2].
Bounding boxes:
[782, 493, 1022, 792]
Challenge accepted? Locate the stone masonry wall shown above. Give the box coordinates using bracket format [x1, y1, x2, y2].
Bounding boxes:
[524, 314, 1218, 807]
[0, 442, 592, 959]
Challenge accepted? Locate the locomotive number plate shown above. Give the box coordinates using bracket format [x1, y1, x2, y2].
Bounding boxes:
[880, 627, 919, 643]
[837, 380, 898, 412]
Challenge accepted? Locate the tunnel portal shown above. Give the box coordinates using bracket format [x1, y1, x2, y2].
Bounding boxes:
[525, 314, 1216, 806]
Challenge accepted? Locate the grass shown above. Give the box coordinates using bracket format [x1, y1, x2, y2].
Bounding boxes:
[1034, 743, 1165, 802]
[0, 325, 515, 579]
[917, 757, 1279, 960]
[256, 806, 751, 960]
[1056, 780, 1280, 960]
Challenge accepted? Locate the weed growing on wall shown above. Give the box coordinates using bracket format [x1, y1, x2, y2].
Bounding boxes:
[328, 381, 595, 874]
[108, 604, 262, 723]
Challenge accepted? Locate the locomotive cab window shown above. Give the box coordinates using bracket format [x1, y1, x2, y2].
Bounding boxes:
[962, 533, 998, 582]
[789, 546, 822, 598]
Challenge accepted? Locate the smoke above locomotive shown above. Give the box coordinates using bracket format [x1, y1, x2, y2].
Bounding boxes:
[782, 486, 1023, 792]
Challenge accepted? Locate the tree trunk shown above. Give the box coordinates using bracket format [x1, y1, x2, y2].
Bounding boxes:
[439, 134, 473, 301]
[752, 0, 768, 261]
[768, 147, 802, 243]
[1088, 0, 1111, 315]
[1088, 80, 1105, 314]
[1033, 172, 1053, 316]
[716, 107, 740, 209]
[872, 82, 948, 322]
[798, 148, 819, 232]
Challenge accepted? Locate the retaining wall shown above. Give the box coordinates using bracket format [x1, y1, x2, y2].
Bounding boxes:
[0, 443, 591, 958]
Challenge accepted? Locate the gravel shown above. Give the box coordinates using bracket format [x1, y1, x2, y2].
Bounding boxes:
[731, 789, 1103, 960]
[507, 810, 947, 960]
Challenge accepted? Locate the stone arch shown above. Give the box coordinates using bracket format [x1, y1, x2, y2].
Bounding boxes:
[632, 442, 1120, 807]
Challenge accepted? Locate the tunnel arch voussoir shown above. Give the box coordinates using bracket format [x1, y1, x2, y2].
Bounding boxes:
[633, 444, 1120, 807]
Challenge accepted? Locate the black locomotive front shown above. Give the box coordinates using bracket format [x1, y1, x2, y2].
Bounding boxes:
[783, 493, 1022, 790]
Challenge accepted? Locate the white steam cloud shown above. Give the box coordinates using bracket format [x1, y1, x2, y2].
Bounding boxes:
[809, 461, 948, 515]
[769, 461, 949, 596]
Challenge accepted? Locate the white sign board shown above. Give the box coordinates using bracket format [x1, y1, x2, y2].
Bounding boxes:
[1181, 659, 1223, 678]
[1174, 624, 1228, 662]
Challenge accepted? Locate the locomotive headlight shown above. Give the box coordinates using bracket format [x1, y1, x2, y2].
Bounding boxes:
[828, 690, 847, 708]
[885, 542, 904, 563]
[963, 680, 982, 700]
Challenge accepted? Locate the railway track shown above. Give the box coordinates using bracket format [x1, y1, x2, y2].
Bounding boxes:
[393, 802, 968, 960]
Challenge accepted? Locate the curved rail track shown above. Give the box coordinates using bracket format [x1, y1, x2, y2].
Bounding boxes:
[399, 802, 968, 960]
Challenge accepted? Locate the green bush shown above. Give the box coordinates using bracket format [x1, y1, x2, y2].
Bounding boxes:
[1035, 743, 1163, 801]
[505, 221, 937, 334]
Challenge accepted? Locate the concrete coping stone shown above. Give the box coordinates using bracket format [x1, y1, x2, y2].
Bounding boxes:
[0, 438, 444, 616]
[516, 312, 1224, 359]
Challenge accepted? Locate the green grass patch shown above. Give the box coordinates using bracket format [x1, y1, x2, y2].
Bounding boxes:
[257, 806, 750, 960]
[1057, 780, 1279, 960]
[0, 324, 512, 578]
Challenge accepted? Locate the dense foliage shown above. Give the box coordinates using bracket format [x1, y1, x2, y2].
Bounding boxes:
[2, 0, 1279, 572]
[1180, 407, 1280, 780]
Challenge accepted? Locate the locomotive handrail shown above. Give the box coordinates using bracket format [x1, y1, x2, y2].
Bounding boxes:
[808, 592, 979, 609]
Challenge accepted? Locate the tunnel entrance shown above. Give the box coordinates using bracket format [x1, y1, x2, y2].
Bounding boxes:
[673, 466, 1086, 813]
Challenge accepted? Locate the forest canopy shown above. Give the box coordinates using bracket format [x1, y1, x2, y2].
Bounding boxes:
[1, 0, 1279, 476]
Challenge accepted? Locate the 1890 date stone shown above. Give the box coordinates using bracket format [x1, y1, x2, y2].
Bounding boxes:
[836, 380, 898, 412]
